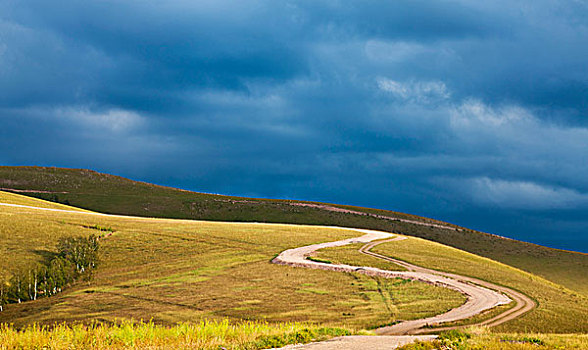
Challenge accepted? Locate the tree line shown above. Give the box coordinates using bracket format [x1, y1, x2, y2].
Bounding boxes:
[0, 234, 99, 312]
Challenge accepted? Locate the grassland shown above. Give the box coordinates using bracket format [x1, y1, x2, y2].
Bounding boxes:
[461, 332, 588, 350]
[0, 319, 353, 349]
[0, 192, 465, 330]
[317, 238, 588, 333]
[369, 237, 588, 333]
[0, 166, 586, 297]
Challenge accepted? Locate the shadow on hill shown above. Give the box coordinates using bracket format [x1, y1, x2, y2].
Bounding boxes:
[30, 249, 59, 266]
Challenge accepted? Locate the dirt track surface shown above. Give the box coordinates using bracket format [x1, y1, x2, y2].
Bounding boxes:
[361, 238, 536, 334]
[276, 335, 438, 350]
[273, 228, 535, 335]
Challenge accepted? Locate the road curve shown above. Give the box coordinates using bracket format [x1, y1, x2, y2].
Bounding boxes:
[1, 201, 533, 335]
[272, 228, 520, 335]
[360, 238, 536, 334]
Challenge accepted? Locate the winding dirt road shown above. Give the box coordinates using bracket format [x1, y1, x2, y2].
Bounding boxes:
[272, 228, 534, 335]
[1, 201, 535, 348]
[360, 238, 536, 334]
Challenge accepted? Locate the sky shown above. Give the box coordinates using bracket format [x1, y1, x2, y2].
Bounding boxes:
[1, 1, 587, 252]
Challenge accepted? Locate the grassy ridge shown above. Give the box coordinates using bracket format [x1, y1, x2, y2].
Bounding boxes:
[0, 166, 585, 296]
[0, 192, 465, 330]
[2, 192, 586, 334]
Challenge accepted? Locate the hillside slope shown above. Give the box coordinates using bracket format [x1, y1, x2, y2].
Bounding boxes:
[1, 192, 585, 334]
[1, 166, 586, 296]
[0, 192, 466, 330]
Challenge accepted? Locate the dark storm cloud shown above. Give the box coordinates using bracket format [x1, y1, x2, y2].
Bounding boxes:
[1, 0, 587, 250]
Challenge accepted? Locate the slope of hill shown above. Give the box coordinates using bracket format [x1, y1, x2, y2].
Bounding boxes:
[0, 192, 586, 336]
[318, 237, 587, 334]
[0, 166, 586, 296]
[0, 192, 466, 330]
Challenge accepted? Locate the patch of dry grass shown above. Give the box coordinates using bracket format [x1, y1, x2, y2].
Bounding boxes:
[0, 319, 354, 349]
[0, 191, 87, 211]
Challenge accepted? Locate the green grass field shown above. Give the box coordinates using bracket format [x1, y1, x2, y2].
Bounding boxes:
[0, 192, 465, 331]
[0, 166, 585, 298]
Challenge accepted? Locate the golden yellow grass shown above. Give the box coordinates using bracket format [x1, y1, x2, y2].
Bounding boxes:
[0, 192, 464, 330]
[0, 319, 354, 349]
[467, 332, 588, 350]
[398, 327, 588, 350]
[0, 191, 88, 211]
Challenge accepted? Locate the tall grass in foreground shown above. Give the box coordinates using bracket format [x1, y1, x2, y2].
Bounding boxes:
[0, 319, 352, 349]
[397, 328, 588, 350]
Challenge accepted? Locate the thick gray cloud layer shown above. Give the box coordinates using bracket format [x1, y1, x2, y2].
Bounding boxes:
[1, 0, 587, 251]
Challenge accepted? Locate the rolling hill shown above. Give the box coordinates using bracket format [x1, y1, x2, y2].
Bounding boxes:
[0, 190, 586, 349]
[0, 166, 586, 297]
[0, 191, 466, 329]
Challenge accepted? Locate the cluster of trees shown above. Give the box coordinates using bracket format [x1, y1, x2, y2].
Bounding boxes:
[0, 234, 99, 312]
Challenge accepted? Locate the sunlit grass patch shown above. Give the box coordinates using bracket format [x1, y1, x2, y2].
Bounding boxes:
[425, 303, 516, 329]
[296, 288, 330, 295]
[398, 327, 588, 350]
[315, 242, 406, 271]
[0, 319, 354, 349]
[0, 191, 88, 211]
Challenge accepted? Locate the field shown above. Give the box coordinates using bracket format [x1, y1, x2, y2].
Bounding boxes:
[315, 236, 587, 333]
[0, 166, 586, 297]
[2, 323, 587, 350]
[0, 320, 353, 349]
[1, 171, 587, 348]
[0, 192, 465, 331]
